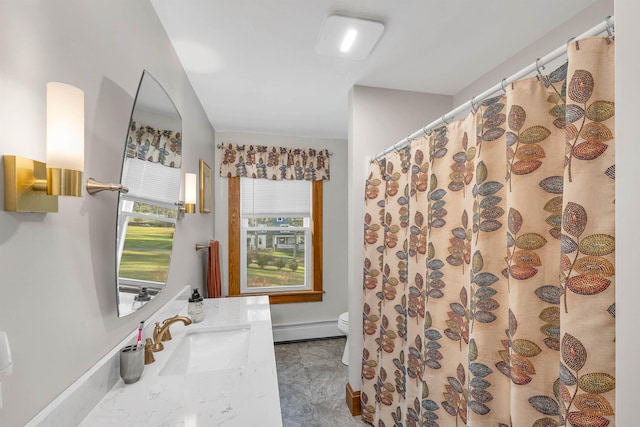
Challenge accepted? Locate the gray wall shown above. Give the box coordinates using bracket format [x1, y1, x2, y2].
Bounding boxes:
[454, 0, 614, 106]
[0, 1, 215, 425]
[214, 132, 349, 333]
[615, 0, 639, 423]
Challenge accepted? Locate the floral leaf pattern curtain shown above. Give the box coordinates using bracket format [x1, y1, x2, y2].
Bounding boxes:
[219, 142, 330, 180]
[126, 121, 182, 168]
[361, 37, 614, 426]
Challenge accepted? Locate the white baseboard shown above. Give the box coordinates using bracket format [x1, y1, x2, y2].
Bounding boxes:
[272, 320, 343, 342]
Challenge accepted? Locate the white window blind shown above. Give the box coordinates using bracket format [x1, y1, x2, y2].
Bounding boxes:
[121, 158, 181, 205]
[241, 177, 311, 217]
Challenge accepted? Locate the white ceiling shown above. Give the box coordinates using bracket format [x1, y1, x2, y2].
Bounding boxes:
[150, 0, 599, 139]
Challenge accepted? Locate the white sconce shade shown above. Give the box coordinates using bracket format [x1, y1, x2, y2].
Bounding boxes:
[184, 173, 197, 213]
[46, 82, 84, 172]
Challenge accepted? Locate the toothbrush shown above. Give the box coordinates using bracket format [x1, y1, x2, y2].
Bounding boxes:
[136, 321, 144, 349]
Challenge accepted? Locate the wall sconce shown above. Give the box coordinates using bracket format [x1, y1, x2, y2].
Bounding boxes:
[185, 173, 197, 213]
[177, 173, 197, 219]
[4, 82, 84, 212]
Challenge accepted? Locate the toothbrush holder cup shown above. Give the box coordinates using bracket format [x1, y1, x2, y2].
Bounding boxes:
[120, 345, 144, 384]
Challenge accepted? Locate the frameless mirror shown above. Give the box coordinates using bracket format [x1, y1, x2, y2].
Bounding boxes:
[116, 70, 182, 317]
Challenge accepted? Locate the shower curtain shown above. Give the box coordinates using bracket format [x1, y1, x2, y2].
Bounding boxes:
[361, 37, 615, 426]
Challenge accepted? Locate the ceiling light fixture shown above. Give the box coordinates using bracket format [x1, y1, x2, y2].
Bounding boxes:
[316, 15, 384, 60]
[340, 29, 358, 52]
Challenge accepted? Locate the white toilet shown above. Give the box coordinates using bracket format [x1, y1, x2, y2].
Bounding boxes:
[337, 312, 349, 365]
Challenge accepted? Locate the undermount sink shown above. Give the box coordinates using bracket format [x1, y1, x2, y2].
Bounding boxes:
[159, 324, 251, 376]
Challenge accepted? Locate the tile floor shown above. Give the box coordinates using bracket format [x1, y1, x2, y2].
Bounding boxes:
[275, 337, 370, 427]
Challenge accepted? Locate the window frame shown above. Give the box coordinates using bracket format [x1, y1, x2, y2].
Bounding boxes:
[228, 176, 323, 304]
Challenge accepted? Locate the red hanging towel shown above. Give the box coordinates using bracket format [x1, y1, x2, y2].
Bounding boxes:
[206, 240, 222, 298]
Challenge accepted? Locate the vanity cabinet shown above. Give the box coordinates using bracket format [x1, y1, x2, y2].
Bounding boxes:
[80, 296, 282, 426]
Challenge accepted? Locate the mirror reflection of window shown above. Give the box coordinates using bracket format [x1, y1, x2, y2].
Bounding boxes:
[121, 158, 181, 205]
[116, 70, 182, 317]
[117, 201, 177, 282]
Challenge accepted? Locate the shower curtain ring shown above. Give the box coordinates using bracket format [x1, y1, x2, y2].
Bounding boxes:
[422, 125, 430, 137]
[501, 78, 508, 94]
[605, 16, 613, 43]
[441, 114, 450, 125]
[605, 16, 613, 37]
[535, 58, 545, 77]
[470, 97, 478, 113]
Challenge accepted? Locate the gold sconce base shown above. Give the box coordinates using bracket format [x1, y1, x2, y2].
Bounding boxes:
[3, 155, 58, 212]
[176, 201, 195, 219]
[46, 168, 83, 196]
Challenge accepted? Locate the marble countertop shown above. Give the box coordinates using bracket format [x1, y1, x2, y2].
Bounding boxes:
[80, 296, 282, 427]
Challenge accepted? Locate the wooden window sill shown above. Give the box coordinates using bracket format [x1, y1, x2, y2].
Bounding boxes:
[227, 290, 324, 304]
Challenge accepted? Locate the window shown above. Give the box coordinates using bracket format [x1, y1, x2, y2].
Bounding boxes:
[228, 177, 323, 303]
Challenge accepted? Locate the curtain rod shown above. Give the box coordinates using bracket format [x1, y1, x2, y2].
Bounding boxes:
[371, 15, 614, 162]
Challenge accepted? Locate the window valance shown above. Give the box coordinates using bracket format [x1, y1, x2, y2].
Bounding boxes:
[219, 142, 330, 181]
[126, 121, 182, 168]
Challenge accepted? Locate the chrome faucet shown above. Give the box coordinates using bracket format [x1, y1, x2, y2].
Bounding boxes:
[151, 315, 192, 352]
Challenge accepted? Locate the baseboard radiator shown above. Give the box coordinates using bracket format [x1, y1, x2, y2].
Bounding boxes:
[272, 320, 342, 342]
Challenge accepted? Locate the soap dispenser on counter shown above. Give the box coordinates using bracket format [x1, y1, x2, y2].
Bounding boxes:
[188, 288, 204, 323]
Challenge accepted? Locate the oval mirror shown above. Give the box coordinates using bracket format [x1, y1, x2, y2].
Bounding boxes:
[116, 70, 182, 317]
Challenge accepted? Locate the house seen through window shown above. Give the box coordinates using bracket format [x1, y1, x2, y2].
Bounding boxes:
[243, 216, 309, 290]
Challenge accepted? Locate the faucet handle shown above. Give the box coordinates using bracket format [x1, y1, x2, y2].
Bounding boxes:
[152, 323, 164, 352]
[144, 338, 155, 365]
